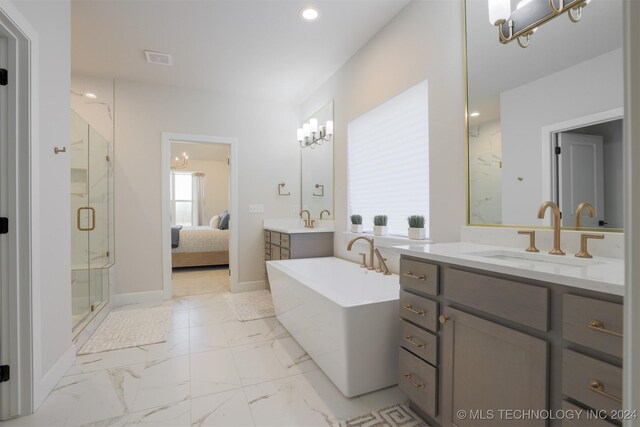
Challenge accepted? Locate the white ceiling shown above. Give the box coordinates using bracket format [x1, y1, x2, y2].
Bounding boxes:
[71, 0, 409, 103]
[466, 0, 622, 124]
[171, 141, 229, 162]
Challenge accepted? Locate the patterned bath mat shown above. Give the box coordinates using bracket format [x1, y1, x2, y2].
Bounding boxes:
[78, 306, 172, 355]
[224, 290, 275, 321]
[332, 403, 429, 427]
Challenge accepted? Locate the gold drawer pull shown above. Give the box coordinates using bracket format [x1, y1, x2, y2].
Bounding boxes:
[403, 373, 425, 389]
[588, 320, 623, 338]
[588, 379, 622, 404]
[403, 272, 426, 281]
[403, 304, 426, 316]
[404, 335, 426, 349]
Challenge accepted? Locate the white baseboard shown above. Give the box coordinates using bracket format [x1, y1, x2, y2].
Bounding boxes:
[234, 280, 266, 293]
[34, 344, 76, 409]
[111, 290, 167, 307]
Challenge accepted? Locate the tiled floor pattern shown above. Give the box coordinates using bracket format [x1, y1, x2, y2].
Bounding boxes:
[172, 266, 230, 297]
[6, 292, 408, 426]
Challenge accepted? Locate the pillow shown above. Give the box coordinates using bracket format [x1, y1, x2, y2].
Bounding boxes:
[209, 215, 220, 229]
[219, 210, 230, 230]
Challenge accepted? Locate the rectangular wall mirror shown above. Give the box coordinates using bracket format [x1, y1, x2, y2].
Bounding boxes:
[465, 0, 623, 230]
[301, 101, 334, 219]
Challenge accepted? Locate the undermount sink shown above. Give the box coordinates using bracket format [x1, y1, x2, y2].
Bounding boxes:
[468, 249, 607, 268]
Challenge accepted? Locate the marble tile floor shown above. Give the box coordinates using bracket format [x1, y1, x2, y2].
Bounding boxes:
[5, 292, 407, 427]
[172, 266, 230, 297]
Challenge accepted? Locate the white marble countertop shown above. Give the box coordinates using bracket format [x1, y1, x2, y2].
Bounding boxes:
[264, 218, 334, 234]
[392, 242, 625, 296]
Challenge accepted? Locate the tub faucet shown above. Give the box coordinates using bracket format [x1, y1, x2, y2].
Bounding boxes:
[374, 248, 391, 275]
[347, 236, 375, 270]
[299, 210, 312, 228]
[320, 209, 331, 220]
[537, 201, 565, 255]
[575, 202, 595, 229]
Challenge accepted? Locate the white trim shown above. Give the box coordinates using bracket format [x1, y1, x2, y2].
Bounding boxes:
[36, 344, 75, 405]
[623, 3, 640, 421]
[111, 290, 167, 308]
[161, 133, 239, 297]
[540, 108, 624, 226]
[235, 280, 266, 293]
[0, 2, 38, 417]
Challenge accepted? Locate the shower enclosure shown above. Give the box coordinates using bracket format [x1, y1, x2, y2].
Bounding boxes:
[71, 110, 114, 334]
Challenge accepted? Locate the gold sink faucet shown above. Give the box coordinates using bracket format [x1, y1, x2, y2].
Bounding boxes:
[575, 202, 595, 229]
[347, 236, 375, 270]
[299, 210, 312, 228]
[537, 201, 565, 255]
[320, 209, 331, 220]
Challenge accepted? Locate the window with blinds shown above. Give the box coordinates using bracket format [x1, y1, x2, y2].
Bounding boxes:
[347, 80, 429, 237]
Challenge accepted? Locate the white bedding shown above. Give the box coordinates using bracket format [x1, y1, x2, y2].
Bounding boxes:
[172, 226, 229, 253]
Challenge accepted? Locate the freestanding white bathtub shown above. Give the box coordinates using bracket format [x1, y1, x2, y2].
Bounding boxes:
[266, 257, 400, 397]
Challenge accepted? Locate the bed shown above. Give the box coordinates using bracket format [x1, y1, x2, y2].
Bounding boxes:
[172, 226, 229, 268]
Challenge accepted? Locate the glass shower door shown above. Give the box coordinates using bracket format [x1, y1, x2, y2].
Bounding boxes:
[71, 110, 91, 328]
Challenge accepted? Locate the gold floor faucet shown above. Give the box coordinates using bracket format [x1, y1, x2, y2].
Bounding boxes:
[347, 236, 375, 270]
[537, 201, 565, 255]
[575, 202, 595, 229]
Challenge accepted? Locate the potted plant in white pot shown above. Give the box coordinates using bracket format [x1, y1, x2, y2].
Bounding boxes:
[407, 215, 426, 240]
[350, 215, 363, 233]
[373, 215, 388, 236]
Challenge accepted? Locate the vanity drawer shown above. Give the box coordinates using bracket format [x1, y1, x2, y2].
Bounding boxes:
[400, 290, 438, 332]
[400, 319, 437, 366]
[399, 348, 438, 417]
[264, 242, 271, 252]
[561, 401, 617, 427]
[271, 231, 281, 245]
[563, 294, 623, 358]
[280, 233, 290, 248]
[563, 349, 622, 412]
[443, 267, 549, 331]
[281, 248, 290, 259]
[264, 251, 271, 261]
[399, 257, 439, 296]
[270, 246, 281, 261]
[264, 230, 271, 243]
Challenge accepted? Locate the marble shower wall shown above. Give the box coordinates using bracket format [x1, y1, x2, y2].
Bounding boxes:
[468, 119, 502, 224]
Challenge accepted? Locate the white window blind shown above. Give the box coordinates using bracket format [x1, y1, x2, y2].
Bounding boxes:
[347, 80, 429, 236]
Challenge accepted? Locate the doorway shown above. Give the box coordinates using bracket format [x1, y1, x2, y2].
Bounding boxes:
[161, 133, 238, 299]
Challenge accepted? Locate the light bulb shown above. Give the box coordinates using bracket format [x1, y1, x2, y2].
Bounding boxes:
[488, 0, 511, 24]
[326, 120, 333, 135]
[309, 118, 318, 133]
[297, 128, 304, 141]
[303, 124, 311, 137]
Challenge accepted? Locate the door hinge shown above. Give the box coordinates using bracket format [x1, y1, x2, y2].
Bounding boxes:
[0, 365, 10, 382]
[106, 155, 110, 162]
[0, 217, 8, 235]
[0, 68, 7, 86]
[555, 146, 562, 155]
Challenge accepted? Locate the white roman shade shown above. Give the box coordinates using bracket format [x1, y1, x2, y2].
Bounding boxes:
[347, 80, 429, 236]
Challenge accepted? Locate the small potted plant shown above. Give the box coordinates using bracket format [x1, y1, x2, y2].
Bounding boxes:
[373, 215, 388, 236]
[350, 215, 363, 233]
[407, 215, 426, 240]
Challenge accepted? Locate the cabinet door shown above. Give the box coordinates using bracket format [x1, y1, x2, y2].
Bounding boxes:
[441, 307, 548, 427]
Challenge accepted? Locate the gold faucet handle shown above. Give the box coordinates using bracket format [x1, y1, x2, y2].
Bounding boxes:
[309, 220, 316, 228]
[576, 233, 605, 259]
[517, 230, 539, 253]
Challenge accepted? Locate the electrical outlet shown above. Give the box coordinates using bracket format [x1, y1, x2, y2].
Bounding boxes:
[248, 204, 264, 214]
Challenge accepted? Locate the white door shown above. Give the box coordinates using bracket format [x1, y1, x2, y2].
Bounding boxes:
[557, 133, 605, 228]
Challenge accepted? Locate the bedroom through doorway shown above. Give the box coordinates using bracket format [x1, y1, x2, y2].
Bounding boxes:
[169, 140, 231, 297]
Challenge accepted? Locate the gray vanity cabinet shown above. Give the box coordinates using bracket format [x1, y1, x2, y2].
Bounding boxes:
[441, 306, 548, 427]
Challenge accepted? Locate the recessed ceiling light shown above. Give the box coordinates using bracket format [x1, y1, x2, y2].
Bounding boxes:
[300, 7, 320, 22]
[470, 112, 480, 117]
[84, 93, 97, 99]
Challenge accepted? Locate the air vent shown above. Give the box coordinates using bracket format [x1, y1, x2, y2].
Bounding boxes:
[144, 50, 172, 66]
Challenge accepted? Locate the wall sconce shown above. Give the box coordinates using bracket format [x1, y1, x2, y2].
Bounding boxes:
[171, 152, 189, 170]
[489, 0, 590, 48]
[297, 118, 333, 149]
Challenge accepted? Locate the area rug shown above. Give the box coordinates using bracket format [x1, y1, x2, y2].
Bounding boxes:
[332, 403, 429, 427]
[224, 290, 275, 321]
[78, 306, 172, 355]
